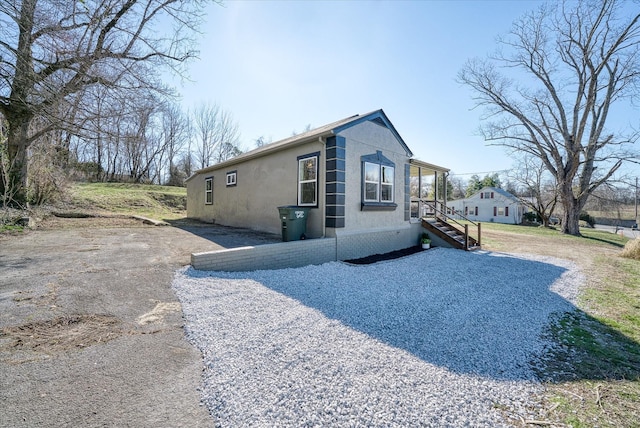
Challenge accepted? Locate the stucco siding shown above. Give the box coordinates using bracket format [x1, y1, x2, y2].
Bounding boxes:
[186, 140, 325, 237]
[337, 121, 411, 231]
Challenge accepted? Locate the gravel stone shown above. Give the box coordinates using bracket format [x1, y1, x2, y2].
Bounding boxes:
[173, 247, 583, 427]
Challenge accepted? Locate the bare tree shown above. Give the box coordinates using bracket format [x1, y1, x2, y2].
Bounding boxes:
[160, 102, 190, 186]
[211, 109, 241, 164]
[458, 0, 640, 235]
[254, 135, 272, 149]
[192, 102, 241, 168]
[448, 175, 466, 200]
[508, 155, 559, 226]
[0, 0, 212, 201]
[193, 102, 220, 169]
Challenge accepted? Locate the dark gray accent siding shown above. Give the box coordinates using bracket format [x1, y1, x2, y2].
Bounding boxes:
[325, 136, 346, 229]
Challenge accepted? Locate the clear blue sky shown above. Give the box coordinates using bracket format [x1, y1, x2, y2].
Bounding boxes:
[173, 0, 636, 178]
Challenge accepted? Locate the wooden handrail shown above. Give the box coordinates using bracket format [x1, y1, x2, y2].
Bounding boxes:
[424, 201, 481, 250]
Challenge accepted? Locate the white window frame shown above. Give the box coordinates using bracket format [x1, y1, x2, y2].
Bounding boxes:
[226, 171, 237, 187]
[364, 162, 394, 203]
[297, 155, 318, 206]
[364, 162, 380, 202]
[381, 165, 394, 202]
[497, 206, 505, 216]
[204, 177, 213, 205]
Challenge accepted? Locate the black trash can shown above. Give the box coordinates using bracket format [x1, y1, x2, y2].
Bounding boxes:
[277, 206, 310, 241]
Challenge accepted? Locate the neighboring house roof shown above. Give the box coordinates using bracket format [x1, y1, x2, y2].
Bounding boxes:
[469, 187, 520, 201]
[450, 186, 521, 202]
[186, 109, 418, 182]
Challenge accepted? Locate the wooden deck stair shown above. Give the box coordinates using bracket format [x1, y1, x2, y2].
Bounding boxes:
[422, 218, 481, 251]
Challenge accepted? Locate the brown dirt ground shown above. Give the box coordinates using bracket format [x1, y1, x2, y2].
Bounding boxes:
[0, 215, 279, 428]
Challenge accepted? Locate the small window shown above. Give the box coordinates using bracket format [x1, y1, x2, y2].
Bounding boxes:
[497, 207, 505, 216]
[226, 171, 237, 187]
[298, 154, 318, 206]
[204, 177, 213, 205]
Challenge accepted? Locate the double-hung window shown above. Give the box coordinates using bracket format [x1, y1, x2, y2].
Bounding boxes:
[298, 154, 318, 206]
[364, 162, 394, 202]
[204, 177, 213, 205]
[361, 151, 396, 210]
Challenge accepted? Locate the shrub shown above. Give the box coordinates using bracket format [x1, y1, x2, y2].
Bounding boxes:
[26, 141, 68, 205]
[620, 238, 640, 260]
[579, 211, 596, 227]
[523, 212, 541, 223]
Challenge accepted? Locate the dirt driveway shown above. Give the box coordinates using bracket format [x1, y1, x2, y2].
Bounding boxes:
[0, 217, 280, 428]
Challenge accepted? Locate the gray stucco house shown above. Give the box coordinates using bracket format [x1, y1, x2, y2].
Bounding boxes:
[186, 109, 451, 261]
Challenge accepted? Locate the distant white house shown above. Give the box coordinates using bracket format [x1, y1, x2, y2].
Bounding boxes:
[448, 187, 528, 225]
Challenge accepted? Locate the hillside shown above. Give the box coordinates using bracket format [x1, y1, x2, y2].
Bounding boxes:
[1, 182, 188, 231]
[60, 182, 188, 220]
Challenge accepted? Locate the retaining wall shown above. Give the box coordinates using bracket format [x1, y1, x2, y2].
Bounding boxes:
[191, 238, 337, 271]
[191, 225, 430, 272]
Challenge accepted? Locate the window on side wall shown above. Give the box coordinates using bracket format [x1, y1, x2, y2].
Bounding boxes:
[361, 151, 397, 210]
[364, 162, 395, 203]
[205, 177, 213, 205]
[226, 171, 237, 187]
[298, 154, 318, 206]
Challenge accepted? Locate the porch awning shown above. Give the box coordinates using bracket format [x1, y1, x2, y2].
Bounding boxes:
[409, 159, 450, 174]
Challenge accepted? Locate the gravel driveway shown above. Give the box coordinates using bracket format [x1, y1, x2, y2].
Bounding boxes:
[173, 248, 583, 427]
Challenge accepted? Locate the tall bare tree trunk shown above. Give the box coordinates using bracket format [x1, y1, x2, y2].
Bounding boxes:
[560, 190, 581, 235]
[5, 114, 31, 203]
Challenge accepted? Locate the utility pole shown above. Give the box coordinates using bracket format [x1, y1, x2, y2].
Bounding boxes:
[635, 177, 638, 223]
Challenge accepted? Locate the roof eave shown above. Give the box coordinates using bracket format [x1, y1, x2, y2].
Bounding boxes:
[188, 130, 335, 179]
[333, 109, 413, 157]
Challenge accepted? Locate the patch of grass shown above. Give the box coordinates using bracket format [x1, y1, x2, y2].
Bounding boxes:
[537, 311, 640, 382]
[0, 224, 24, 233]
[581, 229, 629, 248]
[582, 255, 640, 342]
[479, 221, 563, 236]
[67, 182, 187, 220]
[479, 221, 629, 246]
